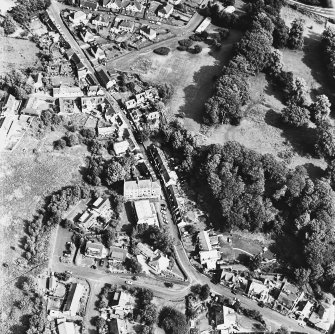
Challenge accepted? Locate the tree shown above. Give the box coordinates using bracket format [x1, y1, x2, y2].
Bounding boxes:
[103, 160, 126, 186]
[190, 284, 202, 295]
[142, 304, 158, 325]
[281, 103, 310, 127]
[3, 15, 16, 35]
[288, 19, 305, 50]
[158, 306, 189, 334]
[124, 257, 142, 273]
[287, 76, 308, 105]
[65, 133, 79, 147]
[199, 284, 210, 300]
[273, 18, 289, 48]
[154, 47, 170, 55]
[276, 326, 289, 334]
[54, 138, 66, 150]
[267, 49, 283, 76]
[309, 94, 331, 125]
[249, 254, 262, 270]
[315, 121, 335, 160]
[192, 45, 202, 54]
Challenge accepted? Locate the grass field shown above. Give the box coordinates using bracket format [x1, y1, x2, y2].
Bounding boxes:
[0, 129, 87, 334]
[0, 37, 40, 75]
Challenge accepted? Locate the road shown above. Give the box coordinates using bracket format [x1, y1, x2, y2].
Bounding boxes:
[48, 2, 325, 333]
[286, 0, 335, 19]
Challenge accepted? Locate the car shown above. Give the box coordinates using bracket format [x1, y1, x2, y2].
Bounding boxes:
[125, 280, 133, 285]
[99, 259, 105, 266]
[65, 270, 72, 275]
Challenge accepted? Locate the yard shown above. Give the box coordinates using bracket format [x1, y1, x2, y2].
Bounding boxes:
[0, 37, 40, 76]
[0, 128, 87, 334]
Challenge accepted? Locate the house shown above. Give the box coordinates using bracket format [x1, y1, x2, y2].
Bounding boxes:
[277, 281, 304, 311]
[106, 0, 122, 10]
[169, 0, 182, 4]
[28, 73, 43, 92]
[139, 25, 156, 40]
[111, 291, 133, 311]
[57, 321, 76, 334]
[78, 211, 97, 230]
[109, 246, 128, 262]
[214, 305, 237, 331]
[118, 20, 134, 33]
[198, 230, 212, 251]
[1, 94, 21, 117]
[80, 0, 98, 10]
[295, 300, 313, 319]
[308, 303, 332, 333]
[112, 140, 128, 156]
[85, 241, 107, 258]
[97, 68, 116, 89]
[133, 200, 159, 226]
[87, 85, 104, 96]
[53, 86, 84, 98]
[105, 106, 117, 121]
[92, 197, 111, 218]
[199, 250, 220, 270]
[220, 270, 238, 286]
[98, 126, 117, 137]
[136, 242, 156, 259]
[86, 73, 97, 86]
[247, 279, 269, 302]
[92, 14, 110, 27]
[80, 30, 95, 43]
[63, 283, 84, 316]
[101, 0, 112, 7]
[148, 252, 170, 273]
[81, 96, 105, 113]
[125, 99, 137, 110]
[157, 4, 174, 18]
[69, 10, 87, 26]
[109, 318, 127, 334]
[124, 1, 142, 13]
[195, 17, 211, 34]
[90, 44, 105, 60]
[123, 179, 161, 200]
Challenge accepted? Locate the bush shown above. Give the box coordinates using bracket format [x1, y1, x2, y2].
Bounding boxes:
[153, 47, 170, 55]
[54, 138, 66, 150]
[3, 15, 16, 35]
[178, 39, 193, 48]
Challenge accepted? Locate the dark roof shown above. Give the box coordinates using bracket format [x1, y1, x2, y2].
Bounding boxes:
[97, 68, 111, 86]
[80, 0, 98, 9]
[86, 73, 96, 85]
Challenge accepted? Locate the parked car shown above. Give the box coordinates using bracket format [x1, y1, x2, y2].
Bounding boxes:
[99, 259, 105, 267]
[125, 280, 133, 285]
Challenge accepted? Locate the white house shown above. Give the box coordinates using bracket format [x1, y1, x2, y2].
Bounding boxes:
[133, 200, 159, 226]
[140, 25, 157, 40]
[105, 0, 122, 11]
[124, 1, 142, 13]
[199, 249, 220, 270]
[113, 140, 129, 156]
[123, 179, 161, 200]
[157, 4, 174, 18]
[148, 252, 170, 273]
[69, 11, 87, 26]
[118, 20, 134, 33]
[80, 30, 95, 43]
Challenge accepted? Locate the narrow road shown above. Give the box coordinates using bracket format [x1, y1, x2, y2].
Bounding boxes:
[286, 0, 335, 19]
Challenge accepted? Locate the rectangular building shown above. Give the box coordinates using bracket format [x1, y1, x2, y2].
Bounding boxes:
[123, 179, 161, 200]
[63, 283, 84, 316]
[133, 200, 158, 226]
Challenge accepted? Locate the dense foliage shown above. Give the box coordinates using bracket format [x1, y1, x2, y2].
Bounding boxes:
[321, 27, 335, 82]
[158, 306, 189, 334]
[10, 0, 51, 25]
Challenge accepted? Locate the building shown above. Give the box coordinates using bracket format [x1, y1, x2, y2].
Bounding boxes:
[148, 252, 170, 273]
[118, 20, 134, 33]
[198, 230, 212, 251]
[133, 200, 159, 226]
[80, 0, 98, 10]
[199, 249, 220, 270]
[136, 242, 156, 259]
[92, 197, 111, 218]
[247, 279, 269, 302]
[1, 94, 21, 116]
[113, 140, 129, 156]
[195, 17, 211, 34]
[124, 1, 142, 13]
[109, 246, 128, 262]
[78, 211, 97, 230]
[214, 305, 237, 331]
[277, 281, 304, 311]
[111, 291, 133, 311]
[224, 5, 236, 13]
[98, 126, 117, 138]
[81, 95, 105, 113]
[157, 4, 174, 18]
[85, 241, 107, 258]
[97, 68, 116, 89]
[28, 72, 43, 92]
[140, 25, 156, 40]
[169, 0, 182, 4]
[69, 10, 87, 26]
[90, 44, 106, 60]
[308, 303, 332, 332]
[92, 14, 110, 27]
[125, 99, 137, 110]
[63, 283, 84, 316]
[295, 300, 313, 319]
[80, 30, 95, 43]
[105, 0, 122, 10]
[57, 321, 76, 334]
[53, 86, 84, 98]
[123, 179, 161, 200]
[87, 85, 104, 96]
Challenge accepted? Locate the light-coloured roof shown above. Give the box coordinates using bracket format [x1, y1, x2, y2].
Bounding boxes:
[134, 200, 156, 220]
[58, 322, 76, 334]
[63, 283, 84, 315]
[198, 230, 212, 251]
[113, 140, 129, 155]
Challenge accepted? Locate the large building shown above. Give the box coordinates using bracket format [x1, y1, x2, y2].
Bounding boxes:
[133, 200, 158, 226]
[199, 249, 220, 270]
[198, 230, 212, 251]
[57, 321, 76, 334]
[63, 283, 84, 316]
[53, 86, 84, 98]
[123, 179, 161, 200]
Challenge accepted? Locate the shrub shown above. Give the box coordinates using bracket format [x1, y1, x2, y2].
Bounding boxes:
[153, 47, 170, 55]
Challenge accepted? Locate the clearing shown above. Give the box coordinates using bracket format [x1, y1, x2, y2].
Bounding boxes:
[0, 37, 40, 75]
[0, 129, 87, 334]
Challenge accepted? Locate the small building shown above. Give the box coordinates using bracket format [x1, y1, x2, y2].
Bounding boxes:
[92, 197, 111, 218]
[105, 0, 122, 10]
[148, 252, 170, 273]
[133, 200, 159, 226]
[123, 179, 161, 200]
[53, 86, 84, 98]
[87, 85, 104, 96]
[169, 0, 182, 4]
[69, 10, 87, 26]
[109, 246, 128, 262]
[157, 4, 174, 18]
[224, 5, 236, 13]
[118, 20, 134, 33]
[85, 241, 107, 258]
[214, 305, 237, 331]
[247, 279, 269, 302]
[57, 321, 76, 334]
[63, 283, 84, 316]
[98, 125, 117, 137]
[199, 249, 220, 270]
[308, 303, 332, 332]
[78, 211, 97, 230]
[295, 300, 313, 319]
[198, 230, 212, 251]
[1, 94, 21, 116]
[113, 140, 129, 156]
[124, 1, 142, 13]
[92, 14, 110, 27]
[80, 30, 95, 43]
[111, 291, 133, 311]
[136, 242, 156, 259]
[90, 44, 105, 60]
[125, 99, 137, 110]
[195, 17, 211, 34]
[80, 0, 98, 11]
[97, 68, 116, 89]
[277, 281, 304, 311]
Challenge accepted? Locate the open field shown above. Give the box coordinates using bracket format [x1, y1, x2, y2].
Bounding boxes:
[0, 37, 40, 75]
[0, 0, 15, 14]
[0, 130, 87, 334]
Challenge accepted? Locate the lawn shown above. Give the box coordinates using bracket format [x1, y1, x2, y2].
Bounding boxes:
[0, 37, 40, 75]
[0, 129, 87, 334]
